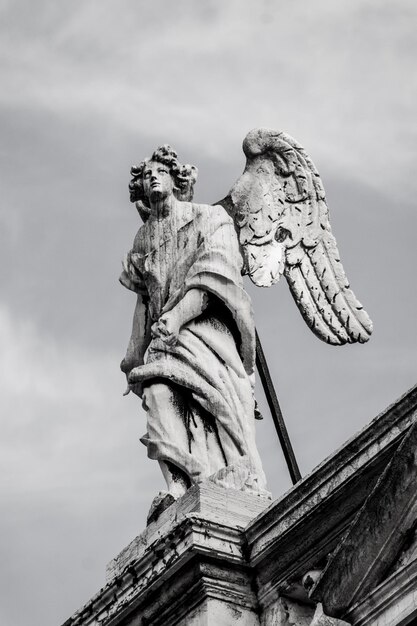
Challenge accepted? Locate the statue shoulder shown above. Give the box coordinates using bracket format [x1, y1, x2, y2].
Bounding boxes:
[192, 202, 233, 226]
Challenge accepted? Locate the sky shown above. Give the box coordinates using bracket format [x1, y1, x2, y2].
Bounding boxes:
[1, 1, 416, 624]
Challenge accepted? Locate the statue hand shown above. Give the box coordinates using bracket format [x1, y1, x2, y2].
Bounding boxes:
[120, 351, 144, 376]
[120, 357, 131, 375]
[151, 312, 181, 346]
[121, 356, 144, 398]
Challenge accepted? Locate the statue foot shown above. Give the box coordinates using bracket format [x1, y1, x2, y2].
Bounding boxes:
[209, 458, 272, 499]
[147, 491, 177, 526]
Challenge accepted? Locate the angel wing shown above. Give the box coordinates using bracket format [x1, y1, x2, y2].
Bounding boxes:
[218, 128, 373, 345]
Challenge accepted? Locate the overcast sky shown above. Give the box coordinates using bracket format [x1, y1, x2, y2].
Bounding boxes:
[1, 1, 416, 625]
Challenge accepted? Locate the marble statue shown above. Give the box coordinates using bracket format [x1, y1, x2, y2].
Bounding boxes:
[120, 129, 372, 505]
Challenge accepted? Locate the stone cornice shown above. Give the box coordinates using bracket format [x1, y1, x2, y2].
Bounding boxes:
[344, 556, 417, 626]
[247, 385, 417, 606]
[311, 422, 417, 616]
[63, 514, 254, 626]
[62, 384, 417, 626]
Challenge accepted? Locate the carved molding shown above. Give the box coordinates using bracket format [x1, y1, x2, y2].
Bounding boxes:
[345, 557, 417, 626]
[65, 484, 272, 626]
[311, 422, 417, 617]
[62, 386, 417, 626]
[247, 385, 417, 609]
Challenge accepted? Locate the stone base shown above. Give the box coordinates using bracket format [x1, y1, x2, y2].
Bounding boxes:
[63, 385, 417, 626]
[71, 483, 270, 626]
[106, 481, 271, 582]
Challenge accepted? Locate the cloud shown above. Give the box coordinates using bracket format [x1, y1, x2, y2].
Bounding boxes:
[0, 304, 162, 624]
[0, 302, 158, 495]
[1, 0, 416, 195]
[1, 2, 417, 624]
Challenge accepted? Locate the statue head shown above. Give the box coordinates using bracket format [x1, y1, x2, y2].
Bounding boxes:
[129, 145, 198, 221]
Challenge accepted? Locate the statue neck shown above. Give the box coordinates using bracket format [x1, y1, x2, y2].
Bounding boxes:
[149, 194, 175, 219]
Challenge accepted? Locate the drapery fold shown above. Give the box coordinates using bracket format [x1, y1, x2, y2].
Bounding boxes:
[121, 202, 266, 489]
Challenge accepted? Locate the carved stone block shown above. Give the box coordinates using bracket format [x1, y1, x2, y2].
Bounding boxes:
[63, 386, 417, 626]
[311, 422, 417, 617]
[106, 482, 271, 582]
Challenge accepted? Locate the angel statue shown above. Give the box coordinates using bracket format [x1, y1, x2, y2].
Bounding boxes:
[120, 128, 372, 515]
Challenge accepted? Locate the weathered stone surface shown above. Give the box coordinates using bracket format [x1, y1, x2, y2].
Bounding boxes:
[182, 599, 260, 626]
[65, 481, 272, 625]
[310, 604, 349, 626]
[247, 384, 417, 614]
[106, 481, 270, 581]
[259, 598, 350, 626]
[68, 522, 255, 625]
[388, 518, 417, 574]
[121, 145, 267, 499]
[221, 128, 372, 344]
[63, 385, 417, 626]
[260, 596, 315, 625]
[344, 557, 417, 626]
[119, 131, 372, 505]
[311, 422, 417, 617]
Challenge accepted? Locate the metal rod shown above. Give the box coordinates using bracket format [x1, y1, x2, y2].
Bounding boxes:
[255, 328, 302, 485]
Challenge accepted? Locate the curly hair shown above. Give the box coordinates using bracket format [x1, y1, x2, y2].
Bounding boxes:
[129, 145, 198, 221]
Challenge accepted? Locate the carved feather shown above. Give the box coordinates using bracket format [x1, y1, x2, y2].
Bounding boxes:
[218, 128, 373, 345]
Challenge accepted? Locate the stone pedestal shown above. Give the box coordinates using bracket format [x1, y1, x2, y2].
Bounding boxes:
[68, 484, 270, 626]
[63, 385, 417, 626]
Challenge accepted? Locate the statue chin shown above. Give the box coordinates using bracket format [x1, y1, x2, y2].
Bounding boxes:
[148, 188, 170, 204]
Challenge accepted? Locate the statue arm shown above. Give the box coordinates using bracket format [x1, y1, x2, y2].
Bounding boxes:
[121, 292, 152, 376]
[166, 288, 208, 328]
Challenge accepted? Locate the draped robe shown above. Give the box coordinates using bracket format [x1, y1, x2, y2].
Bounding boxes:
[120, 201, 266, 491]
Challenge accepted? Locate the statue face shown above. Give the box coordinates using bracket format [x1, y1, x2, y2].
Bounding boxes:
[142, 160, 175, 204]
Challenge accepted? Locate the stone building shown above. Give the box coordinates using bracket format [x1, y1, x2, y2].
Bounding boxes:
[62, 384, 417, 626]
